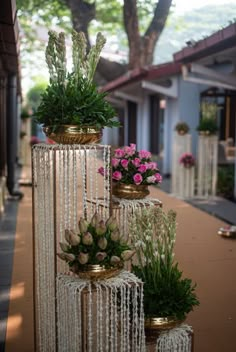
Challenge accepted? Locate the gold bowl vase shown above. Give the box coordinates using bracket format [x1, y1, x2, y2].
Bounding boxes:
[145, 316, 184, 344]
[43, 125, 102, 144]
[73, 264, 123, 281]
[112, 183, 150, 200]
[177, 130, 187, 136]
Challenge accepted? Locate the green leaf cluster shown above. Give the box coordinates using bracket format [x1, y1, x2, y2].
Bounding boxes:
[34, 74, 119, 129]
[130, 207, 199, 320]
[217, 165, 234, 200]
[196, 118, 218, 134]
[175, 122, 189, 134]
[132, 263, 199, 320]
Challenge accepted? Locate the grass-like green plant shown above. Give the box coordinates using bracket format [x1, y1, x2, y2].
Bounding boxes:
[197, 118, 218, 134]
[35, 75, 118, 130]
[130, 207, 199, 320]
[35, 30, 119, 130]
[197, 102, 218, 134]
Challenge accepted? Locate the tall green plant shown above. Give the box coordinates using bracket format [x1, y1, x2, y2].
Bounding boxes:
[130, 207, 199, 319]
[35, 30, 119, 130]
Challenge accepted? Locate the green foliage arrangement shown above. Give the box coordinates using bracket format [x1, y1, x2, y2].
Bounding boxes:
[35, 30, 119, 131]
[217, 165, 234, 200]
[197, 102, 218, 134]
[21, 106, 31, 119]
[175, 121, 189, 134]
[57, 212, 134, 271]
[130, 207, 199, 320]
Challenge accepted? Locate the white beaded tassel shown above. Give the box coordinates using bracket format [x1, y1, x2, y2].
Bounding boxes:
[156, 324, 193, 352]
[197, 135, 218, 198]
[56, 272, 145, 352]
[33, 144, 113, 352]
[171, 132, 192, 196]
[32, 145, 56, 352]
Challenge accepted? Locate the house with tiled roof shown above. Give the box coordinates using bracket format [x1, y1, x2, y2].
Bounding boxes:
[102, 22, 236, 198]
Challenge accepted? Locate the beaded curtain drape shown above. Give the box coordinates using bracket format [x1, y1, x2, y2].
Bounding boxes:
[32, 144, 111, 352]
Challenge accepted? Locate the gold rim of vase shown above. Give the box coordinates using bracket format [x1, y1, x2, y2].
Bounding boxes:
[198, 130, 216, 136]
[43, 125, 102, 144]
[73, 264, 123, 281]
[177, 130, 187, 135]
[112, 183, 150, 200]
[144, 316, 183, 331]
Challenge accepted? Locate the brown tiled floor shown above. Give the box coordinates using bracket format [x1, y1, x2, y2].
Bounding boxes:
[4, 167, 236, 352]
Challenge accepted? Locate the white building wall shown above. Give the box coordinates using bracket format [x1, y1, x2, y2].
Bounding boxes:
[163, 97, 178, 175]
[178, 79, 203, 156]
[137, 95, 150, 151]
[163, 77, 204, 174]
[102, 115, 120, 146]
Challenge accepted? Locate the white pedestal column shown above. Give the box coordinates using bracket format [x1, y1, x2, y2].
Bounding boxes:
[32, 144, 111, 352]
[171, 133, 192, 196]
[197, 134, 218, 198]
[57, 272, 145, 352]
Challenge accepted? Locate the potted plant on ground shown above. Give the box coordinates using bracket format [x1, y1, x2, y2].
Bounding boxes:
[197, 102, 218, 135]
[35, 30, 119, 144]
[57, 212, 135, 280]
[130, 207, 199, 336]
[98, 143, 162, 199]
[175, 122, 189, 135]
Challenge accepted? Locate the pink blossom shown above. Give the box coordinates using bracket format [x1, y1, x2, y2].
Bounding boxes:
[114, 148, 125, 158]
[132, 158, 141, 167]
[98, 167, 105, 176]
[112, 171, 122, 181]
[133, 173, 143, 185]
[146, 161, 158, 170]
[138, 150, 152, 160]
[130, 143, 136, 151]
[154, 173, 162, 183]
[112, 158, 120, 168]
[121, 159, 129, 169]
[124, 146, 135, 156]
[146, 176, 156, 184]
[138, 164, 147, 173]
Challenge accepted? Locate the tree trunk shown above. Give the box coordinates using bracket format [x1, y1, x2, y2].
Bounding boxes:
[65, 0, 95, 45]
[124, 0, 173, 69]
[66, 0, 173, 81]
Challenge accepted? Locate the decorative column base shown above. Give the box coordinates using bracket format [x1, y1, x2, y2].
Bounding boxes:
[178, 167, 195, 199]
[57, 271, 145, 352]
[146, 324, 193, 352]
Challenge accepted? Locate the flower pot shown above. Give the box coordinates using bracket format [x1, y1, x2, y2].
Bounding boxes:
[177, 130, 187, 136]
[198, 130, 215, 136]
[112, 183, 150, 200]
[43, 125, 102, 144]
[145, 316, 184, 344]
[72, 264, 123, 281]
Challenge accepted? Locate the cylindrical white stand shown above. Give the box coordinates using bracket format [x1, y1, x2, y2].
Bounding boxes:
[32, 144, 112, 352]
[155, 324, 193, 352]
[172, 133, 192, 196]
[146, 324, 193, 352]
[197, 134, 218, 198]
[178, 166, 195, 199]
[57, 272, 145, 352]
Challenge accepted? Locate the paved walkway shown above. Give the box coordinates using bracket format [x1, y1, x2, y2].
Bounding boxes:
[1, 167, 236, 351]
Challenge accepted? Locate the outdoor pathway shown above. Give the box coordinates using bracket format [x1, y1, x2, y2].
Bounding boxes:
[1, 167, 236, 352]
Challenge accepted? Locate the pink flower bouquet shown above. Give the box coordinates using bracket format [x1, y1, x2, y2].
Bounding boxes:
[98, 144, 162, 185]
[179, 153, 195, 168]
